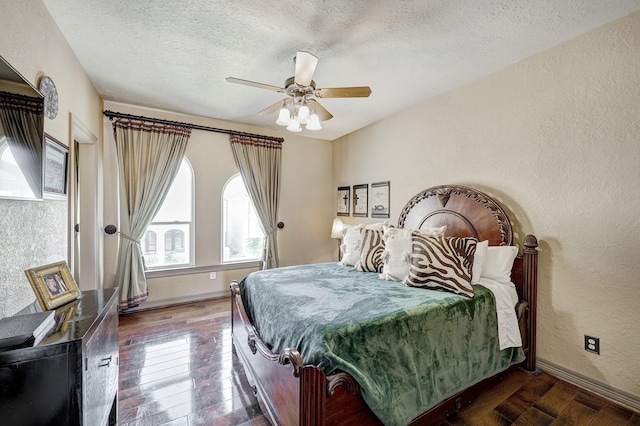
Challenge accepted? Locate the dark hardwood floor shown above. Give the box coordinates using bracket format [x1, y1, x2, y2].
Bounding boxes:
[118, 298, 640, 426]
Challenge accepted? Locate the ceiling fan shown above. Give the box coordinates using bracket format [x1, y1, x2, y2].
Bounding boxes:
[226, 51, 372, 132]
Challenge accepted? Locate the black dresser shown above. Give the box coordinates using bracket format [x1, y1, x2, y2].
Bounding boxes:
[0, 288, 119, 426]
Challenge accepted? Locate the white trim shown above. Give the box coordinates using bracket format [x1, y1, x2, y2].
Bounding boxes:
[122, 290, 228, 313]
[69, 113, 101, 291]
[537, 358, 640, 412]
[145, 261, 262, 279]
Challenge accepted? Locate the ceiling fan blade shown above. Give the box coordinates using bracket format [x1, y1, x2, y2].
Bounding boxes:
[308, 99, 333, 121]
[294, 51, 318, 87]
[257, 99, 286, 116]
[315, 86, 372, 98]
[226, 77, 284, 92]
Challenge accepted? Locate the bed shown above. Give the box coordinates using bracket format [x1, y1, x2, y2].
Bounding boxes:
[230, 184, 538, 425]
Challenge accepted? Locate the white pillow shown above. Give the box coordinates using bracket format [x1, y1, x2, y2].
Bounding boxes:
[471, 240, 489, 284]
[379, 225, 446, 281]
[339, 222, 387, 266]
[481, 246, 518, 283]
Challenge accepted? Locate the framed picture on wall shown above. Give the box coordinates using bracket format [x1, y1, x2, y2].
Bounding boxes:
[43, 133, 68, 199]
[353, 184, 368, 217]
[371, 181, 390, 218]
[337, 186, 350, 216]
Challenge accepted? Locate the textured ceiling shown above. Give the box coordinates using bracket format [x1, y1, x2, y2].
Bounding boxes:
[41, 0, 640, 140]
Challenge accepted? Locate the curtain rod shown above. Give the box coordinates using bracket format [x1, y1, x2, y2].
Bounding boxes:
[103, 110, 284, 143]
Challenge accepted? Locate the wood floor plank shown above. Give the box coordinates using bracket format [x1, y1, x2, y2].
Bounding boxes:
[553, 400, 597, 426]
[118, 297, 640, 425]
[588, 401, 634, 425]
[453, 369, 532, 422]
[533, 381, 579, 417]
[512, 406, 554, 425]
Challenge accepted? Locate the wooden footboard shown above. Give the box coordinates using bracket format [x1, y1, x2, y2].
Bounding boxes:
[231, 237, 538, 426]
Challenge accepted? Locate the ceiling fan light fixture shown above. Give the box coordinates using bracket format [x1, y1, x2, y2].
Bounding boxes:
[276, 106, 290, 126]
[306, 113, 321, 130]
[286, 118, 302, 132]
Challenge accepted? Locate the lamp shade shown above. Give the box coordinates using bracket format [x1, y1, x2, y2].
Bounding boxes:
[276, 107, 290, 126]
[286, 118, 302, 132]
[331, 218, 344, 239]
[306, 113, 321, 130]
[297, 104, 310, 124]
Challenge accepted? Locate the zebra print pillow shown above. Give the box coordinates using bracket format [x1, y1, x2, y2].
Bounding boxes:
[403, 233, 477, 297]
[355, 229, 385, 273]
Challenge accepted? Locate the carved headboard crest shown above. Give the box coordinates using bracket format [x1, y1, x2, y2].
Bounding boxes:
[398, 185, 513, 246]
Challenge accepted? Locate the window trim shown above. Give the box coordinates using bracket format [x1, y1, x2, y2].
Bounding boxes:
[143, 157, 195, 271]
[221, 173, 265, 264]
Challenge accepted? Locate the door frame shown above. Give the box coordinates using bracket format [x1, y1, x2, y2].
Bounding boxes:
[69, 113, 102, 291]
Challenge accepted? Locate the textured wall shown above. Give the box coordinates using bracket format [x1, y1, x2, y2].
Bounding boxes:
[333, 12, 640, 397]
[0, 200, 67, 316]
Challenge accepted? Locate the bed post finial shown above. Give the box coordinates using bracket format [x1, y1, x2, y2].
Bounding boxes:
[522, 234, 539, 372]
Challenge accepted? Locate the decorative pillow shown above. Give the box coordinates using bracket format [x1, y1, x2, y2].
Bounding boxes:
[403, 234, 477, 298]
[379, 226, 447, 282]
[481, 246, 518, 283]
[355, 229, 385, 273]
[339, 222, 388, 266]
[471, 240, 489, 284]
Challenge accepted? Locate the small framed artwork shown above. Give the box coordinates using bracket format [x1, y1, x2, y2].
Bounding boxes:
[337, 186, 350, 216]
[371, 181, 390, 218]
[25, 261, 80, 310]
[43, 133, 68, 199]
[353, 184, 368, 217]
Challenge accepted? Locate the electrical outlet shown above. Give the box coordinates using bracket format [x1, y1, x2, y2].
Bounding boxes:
[584, 335, 600, 354]
[209, 272, 216, 280]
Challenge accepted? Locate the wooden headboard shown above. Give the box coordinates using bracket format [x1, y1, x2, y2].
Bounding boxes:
[398, 184, 512, 245]
[397, 185, 538, 371]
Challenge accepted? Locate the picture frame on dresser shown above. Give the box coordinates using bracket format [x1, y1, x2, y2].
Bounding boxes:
[353, 184, 368, 217]
[43, 133, 68, 199]
[25, 260, 80, 310]
[337, 186, 350, 216]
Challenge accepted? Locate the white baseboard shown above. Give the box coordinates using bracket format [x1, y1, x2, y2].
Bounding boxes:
[123, 290, 229, 313]
[537, 358, 640, 413]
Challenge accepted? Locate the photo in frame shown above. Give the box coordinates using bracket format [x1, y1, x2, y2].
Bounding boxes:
[25, 261, 80, 310]
[371, 181, 390, 218]
[337, 186, 350, 216]
[352, 184, 368, 217]
[43, 133, 68, 199]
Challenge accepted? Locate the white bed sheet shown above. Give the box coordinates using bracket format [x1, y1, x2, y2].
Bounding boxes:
[477, 277, 523, 350]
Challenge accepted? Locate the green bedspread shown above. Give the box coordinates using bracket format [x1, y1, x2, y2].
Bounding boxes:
[239, 262, 524, 426]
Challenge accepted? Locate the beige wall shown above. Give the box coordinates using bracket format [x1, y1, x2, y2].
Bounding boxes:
[333, 11, 640, 398]
[102, 102, 334, 306]
[0, 0, 103, 317]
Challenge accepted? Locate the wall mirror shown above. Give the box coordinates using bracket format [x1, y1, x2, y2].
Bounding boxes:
[0, 55, 45, 200]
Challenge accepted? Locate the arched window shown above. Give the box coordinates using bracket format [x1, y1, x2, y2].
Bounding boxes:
[143, 158, 193, 269]
[222, 174, 265, 262]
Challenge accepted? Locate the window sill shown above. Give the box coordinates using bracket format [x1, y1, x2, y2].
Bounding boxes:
[145, 261, 262, 279]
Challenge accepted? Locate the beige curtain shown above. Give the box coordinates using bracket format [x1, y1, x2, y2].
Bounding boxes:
[0, 91, 44, 198]
[113, 119, 191, 310]
[230, 135, 282, 269]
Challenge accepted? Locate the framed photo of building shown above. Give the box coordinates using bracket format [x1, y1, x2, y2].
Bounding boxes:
[43, 134, 68, 199]
[25, 261, 80, 310]
[337, 186, 350, 216]
[371, 181, 390, 218]
[352, 184, 368, 217]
